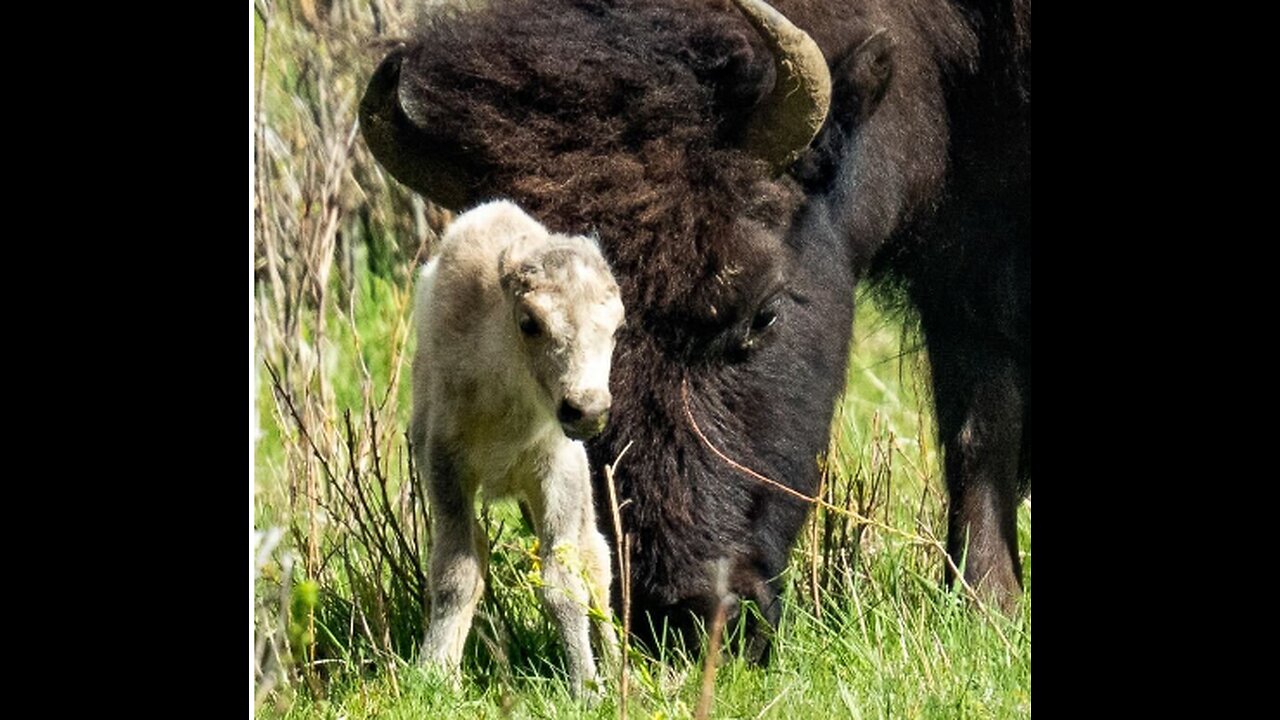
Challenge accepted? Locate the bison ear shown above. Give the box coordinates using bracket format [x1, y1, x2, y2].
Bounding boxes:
[791, 27, 896, 191]
[359, 46, 487, 211]
[844, 28, 895, 124]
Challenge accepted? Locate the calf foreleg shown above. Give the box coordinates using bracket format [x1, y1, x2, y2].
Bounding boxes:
[581, 513, 620, 672]
[529, 443, 602, 698]
[419, 441, 488, 672]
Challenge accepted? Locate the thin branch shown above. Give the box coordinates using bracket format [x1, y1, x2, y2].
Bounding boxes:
[603, 441, 633, 720]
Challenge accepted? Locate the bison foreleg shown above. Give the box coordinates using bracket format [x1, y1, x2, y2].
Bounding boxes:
[927, 334, 1027, 611]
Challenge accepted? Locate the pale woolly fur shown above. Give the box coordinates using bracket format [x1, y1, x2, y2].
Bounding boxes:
[410, 200, 624, 698]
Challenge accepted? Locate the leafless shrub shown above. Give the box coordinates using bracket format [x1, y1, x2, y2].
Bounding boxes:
[253, 0, 449, 701]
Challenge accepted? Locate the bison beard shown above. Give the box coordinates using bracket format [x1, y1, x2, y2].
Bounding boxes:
[363, 0, 1030, 660]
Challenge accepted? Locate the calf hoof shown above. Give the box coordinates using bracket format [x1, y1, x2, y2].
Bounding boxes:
[572, 674, 607, 706]
[415, 658, 464, 692]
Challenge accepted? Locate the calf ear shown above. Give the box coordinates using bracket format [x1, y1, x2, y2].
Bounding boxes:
[498, 247, 520, 294]
[498, 239, 540, 295]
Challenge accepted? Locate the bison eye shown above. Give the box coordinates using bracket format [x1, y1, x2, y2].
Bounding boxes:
[519, 313, 542, 338]
[727, 300, 782, 362]
[751, 307, 778, 333]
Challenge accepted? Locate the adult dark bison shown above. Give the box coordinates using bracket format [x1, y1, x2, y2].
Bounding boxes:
[361, 0, 1030, 656]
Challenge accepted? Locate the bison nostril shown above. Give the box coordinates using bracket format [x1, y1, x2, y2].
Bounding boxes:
[558, 400, 584, 424]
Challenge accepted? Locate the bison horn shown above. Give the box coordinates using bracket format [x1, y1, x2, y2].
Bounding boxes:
[730, 0, 832, 171]
[359, 45, 481, 211]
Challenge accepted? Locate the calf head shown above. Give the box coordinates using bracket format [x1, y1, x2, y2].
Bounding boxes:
[496, 216, 625, 440]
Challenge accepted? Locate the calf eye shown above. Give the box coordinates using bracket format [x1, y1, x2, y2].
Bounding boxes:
[519, 313, 542, 337]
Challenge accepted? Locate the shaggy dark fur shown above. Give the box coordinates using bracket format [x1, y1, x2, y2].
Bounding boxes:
[364, 0, 1031, 657]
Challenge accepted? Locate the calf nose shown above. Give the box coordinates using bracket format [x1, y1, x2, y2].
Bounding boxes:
[558, 392, 611, 439]
[557, 400, 584, 424]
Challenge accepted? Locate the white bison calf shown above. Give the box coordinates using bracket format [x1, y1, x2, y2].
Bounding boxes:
[410, 200, 624, 697]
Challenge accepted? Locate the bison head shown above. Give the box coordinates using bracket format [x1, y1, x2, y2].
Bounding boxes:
[362, 0, 896, 657]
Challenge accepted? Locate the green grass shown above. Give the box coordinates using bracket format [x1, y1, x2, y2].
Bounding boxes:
[270, 591, 1029, 719]
[253, 274, 1031, 718]
[252, 3, 1030, 714]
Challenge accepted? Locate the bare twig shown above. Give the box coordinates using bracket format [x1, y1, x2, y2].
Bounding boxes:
[603, 441, 633, 720]
[368, 408, 427, 597]
[694, 558, 731, 720]
[809, 470, 824, 618]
